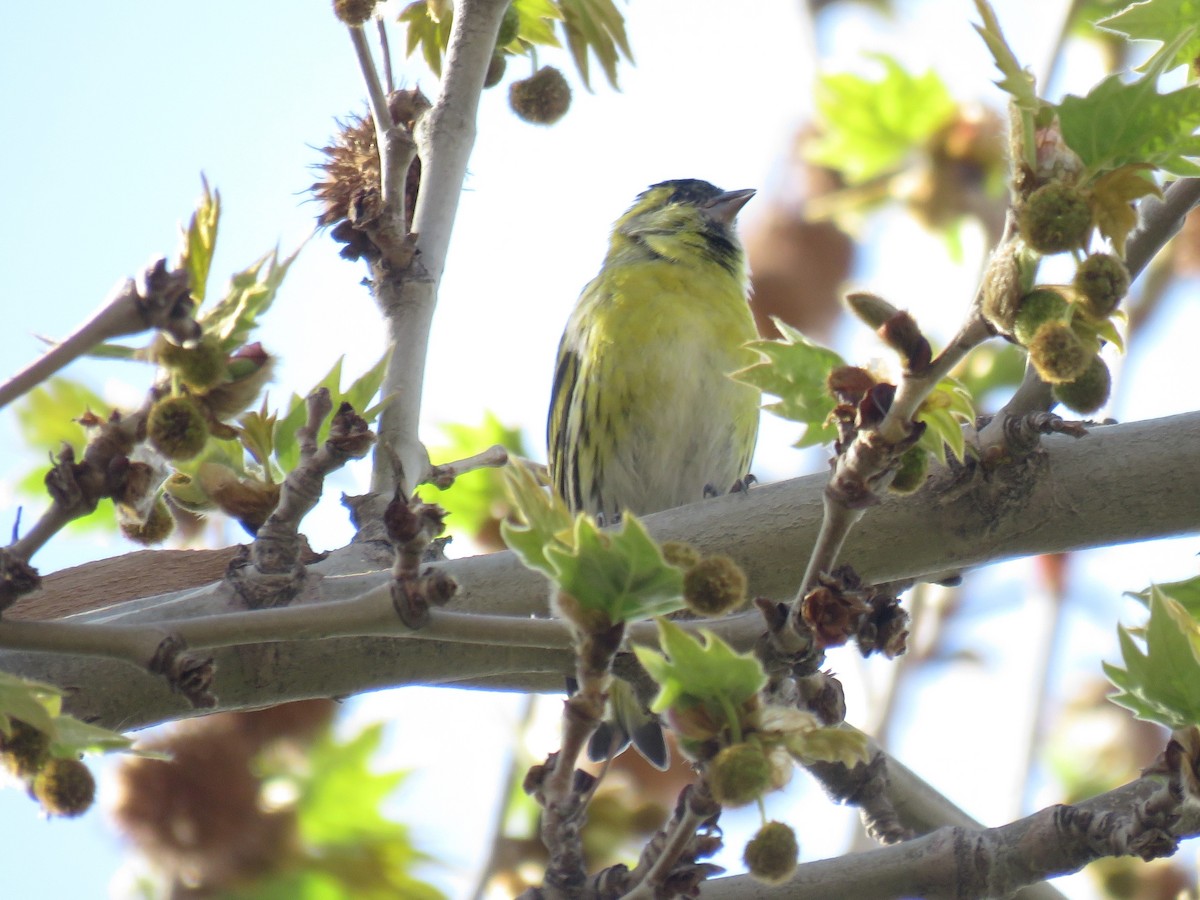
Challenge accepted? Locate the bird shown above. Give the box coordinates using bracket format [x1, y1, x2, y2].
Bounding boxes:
[547, 179, 761, 766]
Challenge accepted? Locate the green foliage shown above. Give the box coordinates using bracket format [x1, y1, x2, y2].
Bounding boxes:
[201, 244, 301, 354]
[807, 55, 957, 184]
[0, 671, 141, 758]
[11, 377, 107, 498]
[180, 177, 220, 303]
[501, 462, 685, 623]
[1104, 586, 1200, 730]
[415, 413, 527, 543]
[398, 0, 629, 90]
[735, 319, 843, 449]
[635, 619, 766, 725]
[1058, 27, 1200, 178]
[914, 378, 975, 463]
[273, 353, 390, 474]
[559, 0, 633, 91]
[782, 722, 870, 768]
[972, 0, 1040, 115]
[1127, 575, 1200, 618]
[1099, 0, 1200, 72]
[225, 722, 443, 900]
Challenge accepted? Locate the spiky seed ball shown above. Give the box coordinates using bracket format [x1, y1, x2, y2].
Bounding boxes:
[708, 743, 772, 807]
[684, 555, 748, 617]
[33, 757, 96, 817]
[332, 0, 376, 25]
[1074, 253, 1130, 320]
[888, 446, 929, 495]
[484, 54, 507, 89]
[509, 66, 571, 125]
[1019, 182, 1092, 254]
[1028, 321, 1093, 384]
[744, 821, 799, 885]
[1, 719, 51, 779]
[661, 540, 701, 570]
[147, 395, 209, 461]
[1013, 289, 1070, 347]
[1053, 355, 1112, 414]
[120, 496, 175, 545]
[156, 335, 228, 391]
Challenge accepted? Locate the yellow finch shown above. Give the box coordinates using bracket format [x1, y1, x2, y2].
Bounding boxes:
[548, 179, 761, 766]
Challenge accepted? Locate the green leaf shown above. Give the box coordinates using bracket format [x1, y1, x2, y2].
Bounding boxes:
[0, 671, 63, 736]
[272, 351, 387, 474]
[1127, 575, 1200, 618]
[178, 176, 220, 303]
[807, 55, 957, 184]
[398, 0, 455, 77]
[1098, 0, 1200, 73]
[49, 716, 139, 757]
[500, 459, 574, 578]
[11, 377, 110, 509]
[784, 724, 871, 767]
[512, 0, 563, 48]
[915, 378, 975, 463]
[545, 515, 685, 623]
[972, 0, 1041, 114]
[734, 318, 844, 448]
[1105, 587, 1200, 729]
[1058, 27, 1200, 177]
[634, 619, 766, 724]
[558, 0, 632, 90]
[415, 413, 528, 542]
[201, 242, 301, 354]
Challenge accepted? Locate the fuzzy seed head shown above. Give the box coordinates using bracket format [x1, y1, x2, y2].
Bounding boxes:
[684, 555, 748, 617]
[332, 0, 377, 26]
[156, 336, 228, 392]
[33, 757, 96, 817]
[147, 395, 209, 461]
[744, 821, 799, 885]
[1019, 181, 1092, 255]
[661, 541, 701, 570]
[509, 66, 571, 125]
[708, 743, 772, 807]
[1027, 321, 1094, 384]
[1013, 289, 1070, 347]
[1074, 253, 1129, 320]
[120, 496, 176, 545]
[1, 719, 51, 779]
[1053, 355, 1112, 414]
[484, 54, 507, 89]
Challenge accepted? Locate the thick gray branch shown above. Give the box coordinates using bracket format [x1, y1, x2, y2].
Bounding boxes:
[0, 410, 1197, 730]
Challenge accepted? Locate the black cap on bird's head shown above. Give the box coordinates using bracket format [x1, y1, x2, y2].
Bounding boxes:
[640, 179, 756, 225]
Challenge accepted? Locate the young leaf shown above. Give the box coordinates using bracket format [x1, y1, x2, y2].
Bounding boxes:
[0, 671, 63, 736]
[972, 0, 1040, 114]
[1098, 0, 1200, 74]
[915, 378, 975, 463]
[1126, 575, 1200, 618]
[12, 377, 107, 498]
[783, 723, 871, 768]
[558, 0, 632, 91]
[635, 619, 766, 723]
[807, 55, 957, 184]
[734, 319, 844, 448]
[398, 0, 454, 76]
[500, 459, 574, 579]
[512, 0, 563, 49]
[1090, 163, 1163, 256]
[179, 177, 221, 303]
[544, 515, 685, 623]
[1104, 587, 1200, 729]
[1058, 27, 1200, 178]
[201, 243, 301, 354]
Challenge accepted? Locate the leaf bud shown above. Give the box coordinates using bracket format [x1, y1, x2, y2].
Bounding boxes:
[888, 446, 930, 495]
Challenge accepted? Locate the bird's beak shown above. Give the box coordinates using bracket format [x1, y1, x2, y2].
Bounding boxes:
[704, 188, 756, 225]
